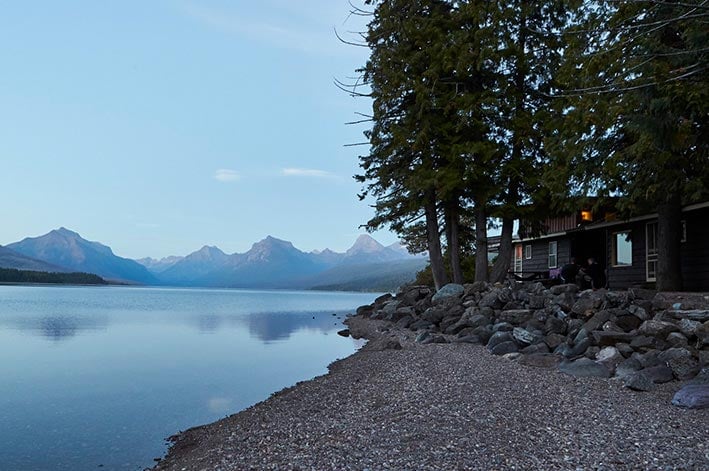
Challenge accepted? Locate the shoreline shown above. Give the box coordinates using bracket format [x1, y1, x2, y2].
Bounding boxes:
[152, 314, 708, 470]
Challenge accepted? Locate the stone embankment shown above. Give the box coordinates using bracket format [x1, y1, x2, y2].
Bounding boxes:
[358, 281, 709, 407]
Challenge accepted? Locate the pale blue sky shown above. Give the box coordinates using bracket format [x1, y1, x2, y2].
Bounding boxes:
[0, 1, 394, 258]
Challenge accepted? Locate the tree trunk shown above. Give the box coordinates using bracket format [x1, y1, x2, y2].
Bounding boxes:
[490, 216, 514, 283]
[445, 201, 464, 284]
[474, 202, 489, 282]
[656, 194, 683, 291]
[425, 190, 449, 290]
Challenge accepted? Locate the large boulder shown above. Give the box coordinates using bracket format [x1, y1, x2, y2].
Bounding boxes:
[637, 320, 679, 338]
[658, 348, 700, 380]
[668, 310, 709, 322]
[623, 372, 656, 392]
[512, 327, 540, 346]
[490, 341, 519, 356]
[431, 283, 465, 305]
[487, 331, 514, 350]
[672, 384, 709, 409]
[596, 346, 624, 372]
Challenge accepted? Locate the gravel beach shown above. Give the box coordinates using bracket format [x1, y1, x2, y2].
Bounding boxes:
[153, 316, 708, 471]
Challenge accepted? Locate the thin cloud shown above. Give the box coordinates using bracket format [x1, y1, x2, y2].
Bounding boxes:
[182, 3, 357, 56]
[214, 169, 241, 182]
[281, 168, 335, 178]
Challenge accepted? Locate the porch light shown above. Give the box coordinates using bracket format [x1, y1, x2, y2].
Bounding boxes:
[581, 210, 593, 222]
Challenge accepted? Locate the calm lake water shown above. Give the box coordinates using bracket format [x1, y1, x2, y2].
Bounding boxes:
[0, 285, 377, 471]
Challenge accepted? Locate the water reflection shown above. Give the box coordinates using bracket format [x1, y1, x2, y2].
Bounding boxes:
[241, 311, 347, 342]
[0, 315, 108, 341]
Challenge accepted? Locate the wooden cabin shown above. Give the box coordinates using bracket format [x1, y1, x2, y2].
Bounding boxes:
[511, 201, 709, 291]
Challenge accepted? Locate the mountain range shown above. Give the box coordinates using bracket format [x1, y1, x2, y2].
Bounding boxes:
[0, 229, 427, 291]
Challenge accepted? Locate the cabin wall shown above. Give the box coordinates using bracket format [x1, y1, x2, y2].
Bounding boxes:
[681, 207, 709, 291]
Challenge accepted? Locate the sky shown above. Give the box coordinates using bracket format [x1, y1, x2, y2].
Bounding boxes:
[0, 0, 396, 259]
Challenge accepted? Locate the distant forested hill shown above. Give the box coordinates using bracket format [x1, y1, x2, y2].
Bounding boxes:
[0, 268, 107, 285]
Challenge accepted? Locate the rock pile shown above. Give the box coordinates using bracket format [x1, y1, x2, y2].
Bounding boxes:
[354, 281, 709, 407]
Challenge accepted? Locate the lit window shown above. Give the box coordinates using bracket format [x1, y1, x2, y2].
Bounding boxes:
[524, 245, 532, 260]
[613, 231, 632, 266]
[514, 245, 523, 272]
[581, 210, 593, 222]
[548, 241, 558, 268]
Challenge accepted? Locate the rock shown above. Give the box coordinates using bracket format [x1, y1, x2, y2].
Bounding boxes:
[628, 304, 649, 321]
[518, 353, 562, 368]
[467, 314, 492, 329]
[373, 293, 393, 308]
[395, 316, 414, 329]
[550, 284, 578, 295]
[677, 318, 701, 338]
[615, 357, 643, 379]
[668, 310, 709, 322]
[400, 286, 432, 306]
[492, 322, 513, 333]
[596, 346, 624, 372]
[520, 343, 550, 355]
[601, 321, 624, 332]
[585, 346, 601, 359]
[615, 312, 642, 331]
[558, 358, 611, 378]
[658, 348, 700, 380]
[623, 372, 656, 392]
[554, 343, 574, 358]
[637, 320, 679, 338]
[698, 351, 709, 367]
[415, 331, 431, 343]
[592, 331, 635, 346]
[387, 306, 414, 322]
[512, 327, 539, 346]
[381, 338, 403, 350]
[431, 283, 465, 305]
[616, 343, 634, 358]
[630, 336, 654, 349]
[544, 316, 567, 335]
[572, 328, 589, 345]
[479, 291, 503, 309]
[582, 310, 611, 332]
[544, 333, 568, 349]
[570, 337, 592, 358]
[499, 309, 533, 325]
[490, 341, 519, 356]
[356, 305, 374, 317]
[696, 323, 709, 348]
[529, 295, 547, 310]
[409, 319, 434, 331]
[487, 331, 514, 350]
[454, 335, 482, 344]
[671, 384, 709, 409]
[422, 307, 448, 324]
[642, 365, 676, 384]
[381, 300, 400, 318]
[633, 350, 662, 369]
[472, 325, 493, 344]
[689, 368, 709, 385]
[337, 329, 350, 337]
[666, 332, 689, 348]
[572, 297, 598, 316]
[502, 352, 522, 361]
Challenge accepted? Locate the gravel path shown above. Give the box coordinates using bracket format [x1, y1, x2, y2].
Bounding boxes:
[153, 317, 708, 470]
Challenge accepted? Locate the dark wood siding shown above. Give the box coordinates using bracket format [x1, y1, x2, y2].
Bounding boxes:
[606, 223, 647, 289]
[514, 237, 569, 273]
[680, 207, 709, 291]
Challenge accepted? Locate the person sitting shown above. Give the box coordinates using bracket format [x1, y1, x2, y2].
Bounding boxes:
[585, 257, 605, 289]
[560, 258, 581, 284]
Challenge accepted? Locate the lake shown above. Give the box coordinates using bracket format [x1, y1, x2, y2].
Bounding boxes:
[0, 285, 377, 471]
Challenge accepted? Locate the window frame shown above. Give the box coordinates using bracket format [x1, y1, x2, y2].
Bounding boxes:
[612, 230, 633, 267]
[524, 244, 532, 260]
[548, 241, 558, 269]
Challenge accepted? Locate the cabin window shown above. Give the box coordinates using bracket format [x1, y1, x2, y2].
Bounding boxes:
[646, 223, 657, 281]
[524, 245, 532, 260]
[548, 241, 558, 268]
[514, 245, 523, 272]
[613, 231, 633, 267]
